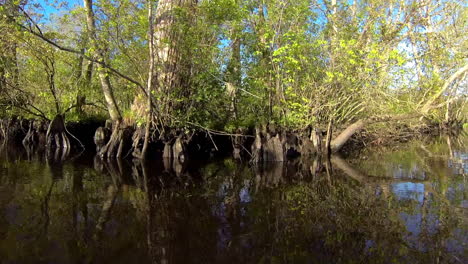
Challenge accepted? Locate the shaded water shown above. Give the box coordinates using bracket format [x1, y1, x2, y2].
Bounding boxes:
[0, 136, 466, 263]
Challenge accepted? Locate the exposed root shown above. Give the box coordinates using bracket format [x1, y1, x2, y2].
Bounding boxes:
[45, 115, 71, 154]
[94, 126, 111, 152]
[131, 127, 146, 159]
[64, 125, 85, 150]
[97, 121, 133, 159]
[0, 117, 28, 143]
[161, 130, 188, 162]
[251, 125, 306, 163]
[22, 120, 35, 146]
[22, 120, 48, 148]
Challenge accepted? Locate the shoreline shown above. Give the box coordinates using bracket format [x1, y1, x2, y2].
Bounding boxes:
[0, 117, 464, 162]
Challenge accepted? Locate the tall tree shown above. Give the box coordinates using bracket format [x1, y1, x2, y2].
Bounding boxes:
[83, 0, 122, 121]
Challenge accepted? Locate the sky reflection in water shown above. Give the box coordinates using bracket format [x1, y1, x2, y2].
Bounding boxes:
[0, 136, 466, 263]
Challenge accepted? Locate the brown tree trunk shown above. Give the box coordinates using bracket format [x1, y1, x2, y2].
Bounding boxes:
[325, 119, 333, 155]
[130, 0, 196, 123]
[74, 33, 91, 116]
[45, 114, 71, 155]
[153, 0, 176, 92]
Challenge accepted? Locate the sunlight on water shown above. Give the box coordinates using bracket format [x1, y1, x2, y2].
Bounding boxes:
[0, 136, 466, 263]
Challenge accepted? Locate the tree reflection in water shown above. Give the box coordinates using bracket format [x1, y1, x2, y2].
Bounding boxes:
[0, 136, 466, 263]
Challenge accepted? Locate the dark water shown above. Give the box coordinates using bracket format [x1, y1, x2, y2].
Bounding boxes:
[0, 136, 466, 264]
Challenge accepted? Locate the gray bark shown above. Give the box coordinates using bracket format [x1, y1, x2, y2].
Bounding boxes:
[141, 0, 155, 159]
[83, 0, 122, 121]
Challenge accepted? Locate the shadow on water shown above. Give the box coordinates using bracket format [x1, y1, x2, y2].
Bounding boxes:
[0, 135, 466, 263]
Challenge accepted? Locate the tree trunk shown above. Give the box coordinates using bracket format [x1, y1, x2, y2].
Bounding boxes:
[325, 119, 333, 155]
[83, 0, 122, 121]
[74, 33, 91, 116]
[140, 0, 156, 159]
[85, 0, 130, 159]
[421, 63, 468, 114]
[157, 0, 196, 117]
[330, 119, 366, 153]
[129, 0, 196, 125]
[45, 114, 71, 157]
[330, 113, 421, 153]
[225, 28, 241, 119]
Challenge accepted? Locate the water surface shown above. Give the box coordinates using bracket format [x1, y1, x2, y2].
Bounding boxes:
[0, 136, 466, 263]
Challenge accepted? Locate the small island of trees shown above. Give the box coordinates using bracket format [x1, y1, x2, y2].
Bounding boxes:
[0, 0, 466, 160]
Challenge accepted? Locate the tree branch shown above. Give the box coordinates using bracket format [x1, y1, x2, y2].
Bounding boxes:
[10, 10, 147, 95]
[63, 102, 106, 114]
[421, 63, 468, 114]
[0, 104, 50, 121]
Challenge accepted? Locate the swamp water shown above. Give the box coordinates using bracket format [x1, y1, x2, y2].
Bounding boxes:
[0, 136, 466, 263]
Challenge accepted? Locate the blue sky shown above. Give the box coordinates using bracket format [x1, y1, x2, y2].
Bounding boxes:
[34, 0, 80, 20]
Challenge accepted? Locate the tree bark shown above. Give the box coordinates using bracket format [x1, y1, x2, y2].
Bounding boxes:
[421, 63, 468, 114]
[83, 0, 122, 121]
[141, 0, 156, 159]
[85, 0, 131, 159]
[225, 28, 241, 119]
[330, 119, 366, 152]
[325, 119, 333, 155]
[157, 0, 196, 114]
[45, 114, 71, 155]
[129, 0, 196, 123]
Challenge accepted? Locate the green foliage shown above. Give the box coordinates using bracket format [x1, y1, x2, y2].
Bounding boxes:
[0, 0, 465, 130]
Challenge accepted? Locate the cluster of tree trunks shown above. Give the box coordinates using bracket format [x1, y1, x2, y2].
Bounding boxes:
[3, 0, 466, 163]
[0, 116, 101, 156]
[162, 134, 187, 162]
[0, 114, 462, 163]
[22, 119, 48, 147]
[249, 125, 334, 163]
[94, 125, 229, 161]
[93, 121, 133, 159]
[44, 115, 71, 151]
[0, 118, 33, 147]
